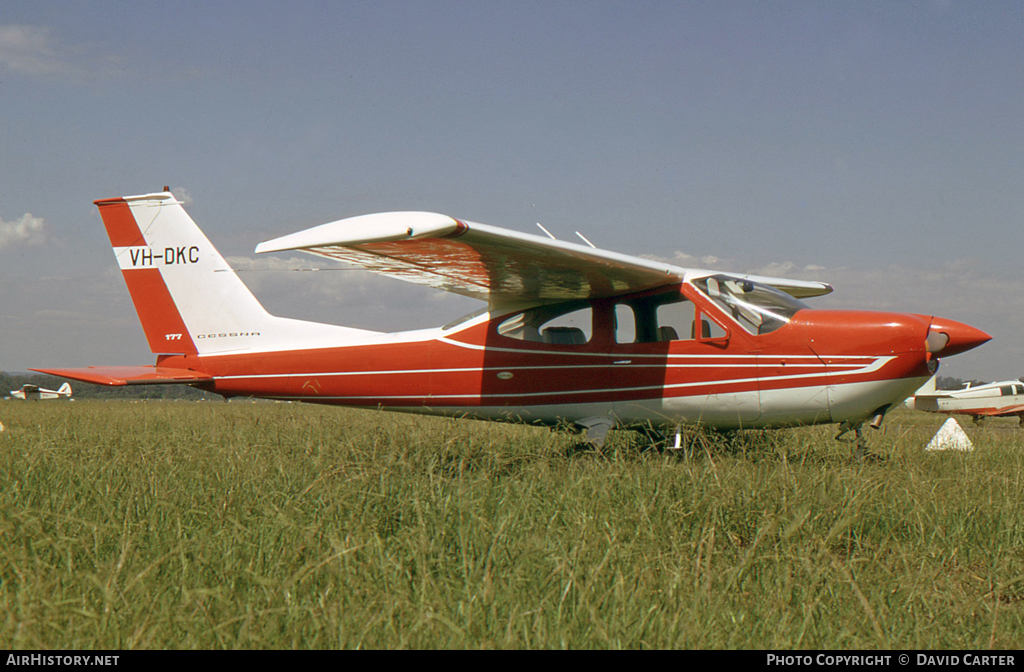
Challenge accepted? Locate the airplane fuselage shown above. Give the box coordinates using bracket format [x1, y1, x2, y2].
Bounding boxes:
[908, 381, 1024, 422]
[155, 291, 938, 430]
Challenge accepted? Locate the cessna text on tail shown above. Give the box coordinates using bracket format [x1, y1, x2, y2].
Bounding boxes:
[34, 190, 991, 453]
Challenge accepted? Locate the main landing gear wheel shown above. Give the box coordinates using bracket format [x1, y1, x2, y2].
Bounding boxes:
[567, 416, 616, 453]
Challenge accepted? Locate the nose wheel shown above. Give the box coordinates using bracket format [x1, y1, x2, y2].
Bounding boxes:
[835, 422, 870, 460]
[852, 426, 868, 460]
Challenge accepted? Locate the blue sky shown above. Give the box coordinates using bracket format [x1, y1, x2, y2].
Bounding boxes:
[1, 1, 1021, 381]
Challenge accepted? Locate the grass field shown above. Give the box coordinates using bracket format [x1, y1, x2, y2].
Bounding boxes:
[1, 399, 1022, 649]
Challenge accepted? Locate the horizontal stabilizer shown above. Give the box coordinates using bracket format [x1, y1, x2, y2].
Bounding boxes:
[30, 366, 213, 387]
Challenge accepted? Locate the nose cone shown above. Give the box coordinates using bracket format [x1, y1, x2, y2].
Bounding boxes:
[927, 318, 991, 357]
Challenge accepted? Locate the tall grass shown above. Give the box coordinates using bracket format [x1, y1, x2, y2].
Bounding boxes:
[1, 400, 1021, 649]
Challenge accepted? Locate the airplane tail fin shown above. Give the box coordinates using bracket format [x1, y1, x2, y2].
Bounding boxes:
[58, 382, 71, 396]
[918, 375, 938, 395]
[96, 191, 272, 355]
[96, 190, 374, 356]
[904, 374, 938, 410]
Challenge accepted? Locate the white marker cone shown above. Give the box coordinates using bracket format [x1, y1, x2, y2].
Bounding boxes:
[925, 417, 974, 452]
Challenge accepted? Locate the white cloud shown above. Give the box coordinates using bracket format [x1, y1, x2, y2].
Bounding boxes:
[0, 25, 72, 76]
[0, 213, 46, 250]
[171, 187, 194, 206]
[0, 24, 122, 80]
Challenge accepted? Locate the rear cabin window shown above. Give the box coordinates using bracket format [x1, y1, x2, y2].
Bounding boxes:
[497, 302, 593, 345]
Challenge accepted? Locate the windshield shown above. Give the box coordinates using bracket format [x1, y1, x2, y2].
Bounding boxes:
[692, 275, 809, 335]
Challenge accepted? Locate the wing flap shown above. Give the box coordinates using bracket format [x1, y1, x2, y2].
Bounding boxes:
[30, 366, 213, 387]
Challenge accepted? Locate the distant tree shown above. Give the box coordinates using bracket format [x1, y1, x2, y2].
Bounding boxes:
[936, 376, 965, 390]
[934, 376, 989, 391]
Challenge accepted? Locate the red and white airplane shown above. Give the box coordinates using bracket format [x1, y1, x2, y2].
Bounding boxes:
[34, 190, 991, 452]
[905, 377, 1024, 426]
[9, 382, 72, 401]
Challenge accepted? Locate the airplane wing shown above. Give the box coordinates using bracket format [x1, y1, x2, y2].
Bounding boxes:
[911, 391, 960, 399]
[256, 212, 832, 309]
[30, 366, 213, 387]
[20, 384, 40, 393]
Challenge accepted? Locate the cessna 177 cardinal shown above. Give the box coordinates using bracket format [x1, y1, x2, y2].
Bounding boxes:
[10, 382, 72, 401]
[34, 190, 991, 453]
[906, 376, 1024, 427]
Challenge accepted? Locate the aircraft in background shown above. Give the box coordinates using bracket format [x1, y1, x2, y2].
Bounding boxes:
[905, 376, 1024, 426]
[10, 382, 72, 401]
[34, 190, 991, 455]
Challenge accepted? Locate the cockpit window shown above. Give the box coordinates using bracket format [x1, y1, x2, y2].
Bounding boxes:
[692, 275, 809, 335]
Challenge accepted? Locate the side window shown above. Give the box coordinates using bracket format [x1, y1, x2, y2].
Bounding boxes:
[498, 303, 592, 345]
[690, 313, 727, 340]
[615, 304, 637, 344]
[655, 300, 696, 342]
[616, 293, 725, 343]
[1001, 385, 1015, 397]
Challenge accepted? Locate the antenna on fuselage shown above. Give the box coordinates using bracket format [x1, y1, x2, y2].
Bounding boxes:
[536, 223, 557, 240]
[575, 231, 597, 248]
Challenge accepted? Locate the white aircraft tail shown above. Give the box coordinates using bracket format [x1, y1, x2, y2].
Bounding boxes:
[57, 382, 71, 396]
[917, 375, 938, 395]
[95, 190, 377, 356]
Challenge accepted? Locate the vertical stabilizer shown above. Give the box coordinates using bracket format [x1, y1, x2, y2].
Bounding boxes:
[96, 192, 270, 355]
[96, 191, 376, 356]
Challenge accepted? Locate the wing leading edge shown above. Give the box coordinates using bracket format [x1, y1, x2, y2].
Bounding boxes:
[256, 212, 832, 308]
